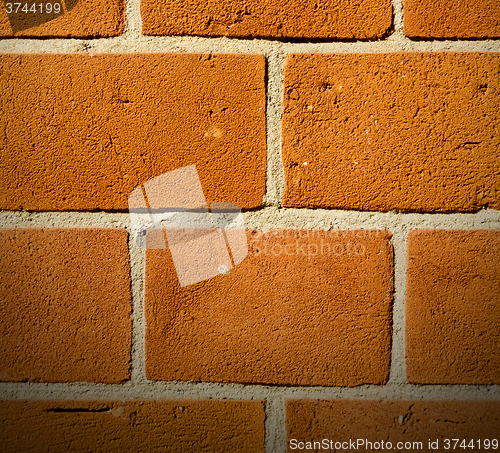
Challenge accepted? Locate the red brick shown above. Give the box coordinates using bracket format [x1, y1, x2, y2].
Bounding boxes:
[286, 400, 500, 452]
[282, 53, 500, 212]
[406, 230, 500, 384]
[404, 0, 500, 39]
[0, 228, 132, 383]
[141, 0, 392, 39]
[0, 0, 124, 37]
[0, 54, 266, 211]
[0, 399, 265, 453]
[145, 229, 393, 386]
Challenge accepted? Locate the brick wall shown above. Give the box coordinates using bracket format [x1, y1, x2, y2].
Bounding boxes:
[0, 0, 499, 451]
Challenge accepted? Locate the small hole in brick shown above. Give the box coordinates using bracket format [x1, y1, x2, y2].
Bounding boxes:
[478, 83, 488, 94]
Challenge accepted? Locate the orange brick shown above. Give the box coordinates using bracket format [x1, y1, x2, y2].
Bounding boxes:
[141, 0, 392, 39]
[0, 0, 124, 37]
[0, 399, 266, 452]
[145, 229, 393, 386]
[282, 53, 500, 212]
[0, 228, 132, 383]
[286, 400, 500, 452]
[0, 54, 266, 211]
[406, 230, 500, 384]
[404, 0, 500, 39]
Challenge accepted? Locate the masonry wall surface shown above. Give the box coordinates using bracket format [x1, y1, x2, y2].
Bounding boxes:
[0, 0, 499, 451]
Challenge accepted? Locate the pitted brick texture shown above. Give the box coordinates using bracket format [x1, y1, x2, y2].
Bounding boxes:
[0, 0, 124, 37]
[0, 54, 266, 211]
[282, 52, 500, 212]
[406, 230, 500, 384]
[404, 0, 500, 39]
[0, 228, 132, 383]
[0, 399, 266, 452]
[141, 0, 392, 40]
[286, 400, 500, 452]
[145, 229, 393, 386]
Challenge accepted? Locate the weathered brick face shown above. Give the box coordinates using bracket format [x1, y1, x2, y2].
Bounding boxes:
[0, 228, 132, 383]
[0, 54, 266, 211]
[282, 52, 500, 212]
[145, 230, 394, 386]
[406, 230, 500, 384]
[0, 400, 266, 452]
[141, 0, 392, 39]
[0, 0, 125, 37]
[286, 400, 500, 452]
[404, 0, 500, 38]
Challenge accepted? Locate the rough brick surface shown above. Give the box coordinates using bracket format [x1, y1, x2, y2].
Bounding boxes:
[145, 229, 393, 386]
[0, 0, 124, 37]
[0, 399, 266, 452]
[0, 228, 132, 383]
[404, 0, 500, 39]
[0, 54, 266, 211]
[406, 230, 500, 384]
[141, 0, 392, 40]
[282, 53, 500, 212]
[286, 400, 500, 452]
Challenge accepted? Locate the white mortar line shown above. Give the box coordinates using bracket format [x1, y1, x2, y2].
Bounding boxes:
[128, 230, 146, 384]
[0, 382, 499, 401]
[241, 207, 500, 231]
[1, 36, 499, 54]
[0, 211, 131, 228]
[392, 0, 404, 34]
[262, 50, 286, 207]
[388, 229, 408, 385]
[1, 209, 499, 230]
[265, 396, 286, 453]
[123, 0, 142, 38]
